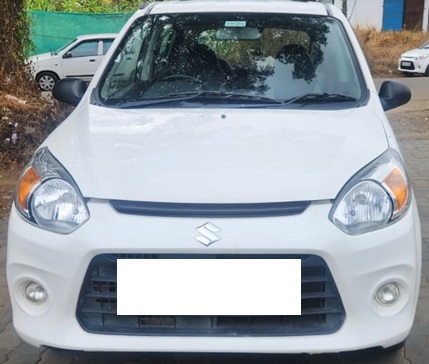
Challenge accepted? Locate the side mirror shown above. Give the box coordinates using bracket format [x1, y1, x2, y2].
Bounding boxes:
[63, 51, 73, 59]
[52, 78, 87, 106]
[379, 80, 411, 111]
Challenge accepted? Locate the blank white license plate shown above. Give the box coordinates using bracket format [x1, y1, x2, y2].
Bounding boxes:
[402, 61, 412, 66]
[117, 259, 301, 315]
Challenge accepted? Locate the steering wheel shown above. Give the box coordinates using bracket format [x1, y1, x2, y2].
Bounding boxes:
[157, 74, 208, 89]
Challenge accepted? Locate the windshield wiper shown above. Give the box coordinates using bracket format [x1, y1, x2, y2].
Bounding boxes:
[113, 91, 357, 108]
[116, 91, 282, 108]
[282, 93, 357, 106]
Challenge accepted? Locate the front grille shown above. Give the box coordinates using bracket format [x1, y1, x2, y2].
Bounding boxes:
[109, 200, 311, 218]
[77, 254, 345, 336]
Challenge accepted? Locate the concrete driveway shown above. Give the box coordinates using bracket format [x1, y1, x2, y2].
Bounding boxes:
[0, 78, 429, 363]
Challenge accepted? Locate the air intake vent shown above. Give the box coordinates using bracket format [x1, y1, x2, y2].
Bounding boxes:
[77, 254, 345, 336]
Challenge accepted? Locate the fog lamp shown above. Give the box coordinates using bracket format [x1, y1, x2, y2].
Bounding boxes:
[24, 282, 48, 304]
[375, 283, 400, 306]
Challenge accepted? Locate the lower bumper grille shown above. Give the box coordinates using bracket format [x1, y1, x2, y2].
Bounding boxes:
[77, 254, 345, 336]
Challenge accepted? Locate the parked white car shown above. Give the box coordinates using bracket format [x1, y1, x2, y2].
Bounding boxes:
[8, 0, 421, 355]
[398, 40, 429, 76]
[28, 33, 117, 91]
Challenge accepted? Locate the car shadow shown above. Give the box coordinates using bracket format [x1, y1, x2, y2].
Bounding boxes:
[48, 347, 405, 364]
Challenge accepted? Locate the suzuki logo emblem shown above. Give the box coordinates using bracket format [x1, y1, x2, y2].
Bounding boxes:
[195, 222, 221, 247]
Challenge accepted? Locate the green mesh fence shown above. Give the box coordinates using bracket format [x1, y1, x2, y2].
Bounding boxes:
[28, 10, 133, 55]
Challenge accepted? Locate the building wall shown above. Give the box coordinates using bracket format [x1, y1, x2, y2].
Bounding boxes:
[332, 0, 429, 31]
[333, 0, 384, 30]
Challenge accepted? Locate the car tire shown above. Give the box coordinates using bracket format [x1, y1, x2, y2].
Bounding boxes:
[403, 72, 414, 77]
[425, 65, 429, 76]
[36, 72, 59, 91]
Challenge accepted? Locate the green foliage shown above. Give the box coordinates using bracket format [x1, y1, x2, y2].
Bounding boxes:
[26, 0, 152, 13]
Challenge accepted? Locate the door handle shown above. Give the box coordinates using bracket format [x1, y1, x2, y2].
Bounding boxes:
[89, 59, 96, 62]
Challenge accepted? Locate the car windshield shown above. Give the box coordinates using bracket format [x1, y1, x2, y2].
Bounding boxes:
[419, 41, 429, 49]
[98, 13, 365, 108]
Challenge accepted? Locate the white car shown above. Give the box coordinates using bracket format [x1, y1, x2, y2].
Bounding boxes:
[398, 40, 429, 76]
[8, 0, 421, 354]
[28, 33, 117, 91]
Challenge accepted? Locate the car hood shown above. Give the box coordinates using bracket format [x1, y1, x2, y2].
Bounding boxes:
[45, 102, 389, 203]
[401, 48, 429, 57]
[28, 52, 55, 63]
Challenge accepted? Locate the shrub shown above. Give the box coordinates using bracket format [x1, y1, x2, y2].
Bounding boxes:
[26, 0, 147, 13]
[355, 28, 429, 77]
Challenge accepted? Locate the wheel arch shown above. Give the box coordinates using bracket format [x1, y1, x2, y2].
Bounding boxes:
[36, 70, 60, 81]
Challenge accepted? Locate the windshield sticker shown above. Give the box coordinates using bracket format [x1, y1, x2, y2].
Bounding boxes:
[224, 21, 246, 27]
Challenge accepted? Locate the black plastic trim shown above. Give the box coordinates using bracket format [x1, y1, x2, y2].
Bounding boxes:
[109, 200, 311, 218]
[65, 74, 93, 78]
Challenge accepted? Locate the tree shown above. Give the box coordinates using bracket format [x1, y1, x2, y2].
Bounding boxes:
[0, 0, 35, 95]
[0, 0, 63, 167]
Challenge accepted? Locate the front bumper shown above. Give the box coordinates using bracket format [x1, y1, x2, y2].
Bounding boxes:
[398, 57, 428, 74]
[7, 198, 421, 353]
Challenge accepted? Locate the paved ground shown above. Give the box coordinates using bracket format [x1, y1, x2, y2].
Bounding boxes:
[1, 81, 429, 363]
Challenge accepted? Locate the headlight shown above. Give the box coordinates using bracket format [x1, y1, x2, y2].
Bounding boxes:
[15, 147, 89, 234]
[329, 149, 410, 235]
[416, 54, 428, 60]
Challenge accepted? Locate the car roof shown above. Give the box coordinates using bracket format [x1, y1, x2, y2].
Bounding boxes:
[76, 33, 117, 40]
[145, 0, 329, 16]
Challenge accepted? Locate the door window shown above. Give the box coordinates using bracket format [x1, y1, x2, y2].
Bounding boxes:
[65, 40, 99, 58]
[102, 39, 115, 55]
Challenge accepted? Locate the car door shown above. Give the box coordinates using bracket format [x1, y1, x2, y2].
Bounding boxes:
[61, 39, 102, 80]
